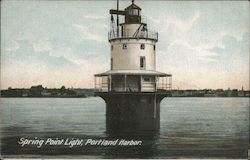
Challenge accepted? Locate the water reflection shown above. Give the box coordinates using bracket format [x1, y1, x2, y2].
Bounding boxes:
[104, 129, 159, 158]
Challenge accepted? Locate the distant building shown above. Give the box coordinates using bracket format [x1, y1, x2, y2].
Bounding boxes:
[22, 93, 28, 97]
[215, 89, 226, 97]
[204, 90, 216, 97]
[244, 91, 250, 97]
[238, 86, 244, 97]
[41, 90, 52, 96]
[231, 89, 238, 97]
[204, 93, 216, 97]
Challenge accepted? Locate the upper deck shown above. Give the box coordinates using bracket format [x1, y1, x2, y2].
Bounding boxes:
[94, 70, 172, 93]
[108, 29, 158, 42]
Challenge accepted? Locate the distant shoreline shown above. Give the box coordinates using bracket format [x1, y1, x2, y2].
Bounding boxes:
[0, 96, 248, 98]
[1, 85, 249, 98]
[0, 96, 90, 98]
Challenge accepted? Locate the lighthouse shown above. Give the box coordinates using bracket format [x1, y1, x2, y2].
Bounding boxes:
[94, 0, 172, 133]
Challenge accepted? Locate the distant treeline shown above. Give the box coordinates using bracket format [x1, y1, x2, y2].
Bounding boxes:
[1, 85, 249, 98]
[0, 85, 95, 98]
[171, 89, 250, 97]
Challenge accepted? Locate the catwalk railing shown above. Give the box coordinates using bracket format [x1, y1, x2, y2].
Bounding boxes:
[108, 29, 158, 41]
[94, 76, 172, 93]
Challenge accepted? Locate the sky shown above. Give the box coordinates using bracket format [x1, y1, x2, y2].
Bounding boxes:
[1, 0, 249, 90]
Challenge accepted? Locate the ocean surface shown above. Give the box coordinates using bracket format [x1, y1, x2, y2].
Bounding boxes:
[0, 97, 249, 158]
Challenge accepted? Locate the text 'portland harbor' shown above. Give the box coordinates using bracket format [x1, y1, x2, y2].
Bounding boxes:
[94, 0, 172, 134]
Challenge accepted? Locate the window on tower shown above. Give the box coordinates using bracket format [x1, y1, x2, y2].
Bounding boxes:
[111, 45, 113, 50]
[154, 45, 156, 50]
[140, 44, 145, 50]
[144, 77, 151, 82]
[111, 58, 113, 70]
[121, 26, 124, 36]
[140, 56, 145, 70]
[123, 44, 127, 49]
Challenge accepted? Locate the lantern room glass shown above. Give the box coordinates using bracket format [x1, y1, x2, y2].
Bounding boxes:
[128, 9, 140, 16]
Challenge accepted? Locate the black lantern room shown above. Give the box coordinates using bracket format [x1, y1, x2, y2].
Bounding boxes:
[124, 0, 141, 24]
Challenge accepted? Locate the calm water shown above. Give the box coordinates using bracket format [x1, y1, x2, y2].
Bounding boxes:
[0, 97, 249, 158]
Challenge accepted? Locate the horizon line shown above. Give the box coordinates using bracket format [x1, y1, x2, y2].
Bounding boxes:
[1, 85, 249, 91]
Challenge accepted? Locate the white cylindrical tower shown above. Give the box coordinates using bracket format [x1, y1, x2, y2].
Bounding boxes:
[109, 1, 158, 71]
[111, 39, 156, 70]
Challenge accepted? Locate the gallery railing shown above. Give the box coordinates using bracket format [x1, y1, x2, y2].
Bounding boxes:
[94, 77, 172, 93]
[108, 29, 158, 41]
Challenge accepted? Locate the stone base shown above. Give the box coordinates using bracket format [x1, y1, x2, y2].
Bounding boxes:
[96, 92, 167, 134]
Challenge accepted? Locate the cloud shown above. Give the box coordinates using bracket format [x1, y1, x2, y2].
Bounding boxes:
[147, 11, 200, 33]
[49, 47, 73, 59]
[97, 24, 109, 30]
[1, 39, 109, 89]
[157, 31, 249, 90]
[32, 39, 52, 52]
[167, 39, 218, 62]
[84, 15, 107, 20]
[4, 40, 19, 52]
[73, 24, 105, 42]
[166, 11, 200, 32]
[43, 46, 90, 67]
